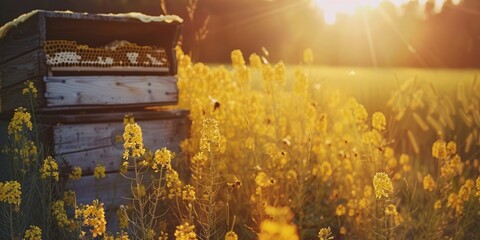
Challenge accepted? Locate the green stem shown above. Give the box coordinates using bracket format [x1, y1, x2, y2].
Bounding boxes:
[376, 200, 380, 240]
[149, 169, 164, 230]
[133, 157, 146, 238]
[46, 180, 52, 238]
[206, 150, 215, 239]
[9, 205, 14, 240]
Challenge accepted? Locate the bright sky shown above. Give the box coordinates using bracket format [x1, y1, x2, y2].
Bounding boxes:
[313, 0, 462, 24]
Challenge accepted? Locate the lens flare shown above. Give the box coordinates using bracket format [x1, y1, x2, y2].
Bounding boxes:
[313, 0, 462, 24]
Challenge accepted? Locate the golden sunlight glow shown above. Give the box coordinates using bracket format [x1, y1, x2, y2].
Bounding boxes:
[314, 0, 462, 24]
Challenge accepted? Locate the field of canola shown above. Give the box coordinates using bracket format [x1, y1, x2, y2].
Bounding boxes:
[1, 48, 480, 239]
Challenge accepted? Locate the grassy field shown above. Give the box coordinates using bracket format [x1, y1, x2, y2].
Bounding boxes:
[1, 49, 479, 239]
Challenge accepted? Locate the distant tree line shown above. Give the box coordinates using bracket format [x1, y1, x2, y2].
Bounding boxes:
[1, 0, 479, 67]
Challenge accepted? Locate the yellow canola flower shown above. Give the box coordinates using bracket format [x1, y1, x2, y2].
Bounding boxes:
[166, 169, 182, 199]
[362, 130, 382, 146]
[319, 161, 333, 181]
[255, 172, 275, 188]
[432, 140, 447, 159]
[317, 226, 334, 240]
[0, 181, 22, 206]
[447, 193, 463, 215]
[259, 220, 299, 240]
[123, 113, 135, 126]
[258, 206, 299, 240]
[152, 147, 172, 172]
[399, 154, 410, 165]
[123, 123, 146, 159]
[174, 222, 197, 240]
[69, 166, 82, 180]
[335, 204, 346, 216]
[78, 199, 107, 238]
[458, 179, 474, 201]
[93, 164, 106, 179]
[385, 204, 398, 216]
[446, 141, 457, 155]
[200, 118, 221, 153]
[225, 231, 238, 240]
[181, 184, 196, 202]
[372, 112, 386, 131]
[373, 172, 394, 199]
[104, 231, 130, 240]
[231, 49, 245, 68]
[23, 225, 42, 240]
[441, 154, 463, 178]
[8, 107, 33, 141]
[249, 53, 263, 69]
[40, 156, 59, 181]
[52, 200, 71, 228]
[423, 174, 436, 192]
[22, 80, 38, 97]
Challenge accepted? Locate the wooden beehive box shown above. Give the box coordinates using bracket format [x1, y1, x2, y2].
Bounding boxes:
[0, 10, 189, 233]
[0, 10, 182, 113]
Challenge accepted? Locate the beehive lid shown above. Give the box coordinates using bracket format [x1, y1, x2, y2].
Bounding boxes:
[0, 10, 183, 40]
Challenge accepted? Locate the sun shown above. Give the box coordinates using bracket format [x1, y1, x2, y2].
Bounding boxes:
[313, 0, 404, 24]
[313, 0, 459, 24]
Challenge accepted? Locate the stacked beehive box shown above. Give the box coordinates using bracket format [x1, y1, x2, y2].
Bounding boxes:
[0, 10, 187, 231]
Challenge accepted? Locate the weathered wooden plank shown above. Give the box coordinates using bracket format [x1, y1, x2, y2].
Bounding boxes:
[38, 108, 188, 123]
[0, 13, 42, 64]
[65, 171, 135, 209]
[65, 170, 157, 232]
[1, 83, 31, 113]
[44, 76, 177, 107]
[0, 78, 46, 114]
[53, 114, 189, 175]
[0, 120, 12, 181]
[0, 49, 46, 88]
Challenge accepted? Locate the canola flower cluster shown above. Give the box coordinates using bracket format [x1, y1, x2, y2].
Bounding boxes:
[77, 199, 107, 238]
[0, 181, 21, 206]
[7, 107, 32, 142]
[123, 123, 146, 160]
[174, 222, 197, 240]
[317, 227, 333, 240]
[152, 147, 172, 172]
[52, 200, 74, 229]
[94, 164, 106, 179]
[23, 225, 42, 240]
[40, 156, 59, 181]
[69, 166, 82, 180]
[22, 80, 38, 97]
[373, 172, 394, 199]
[259, 206, 299, 240]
